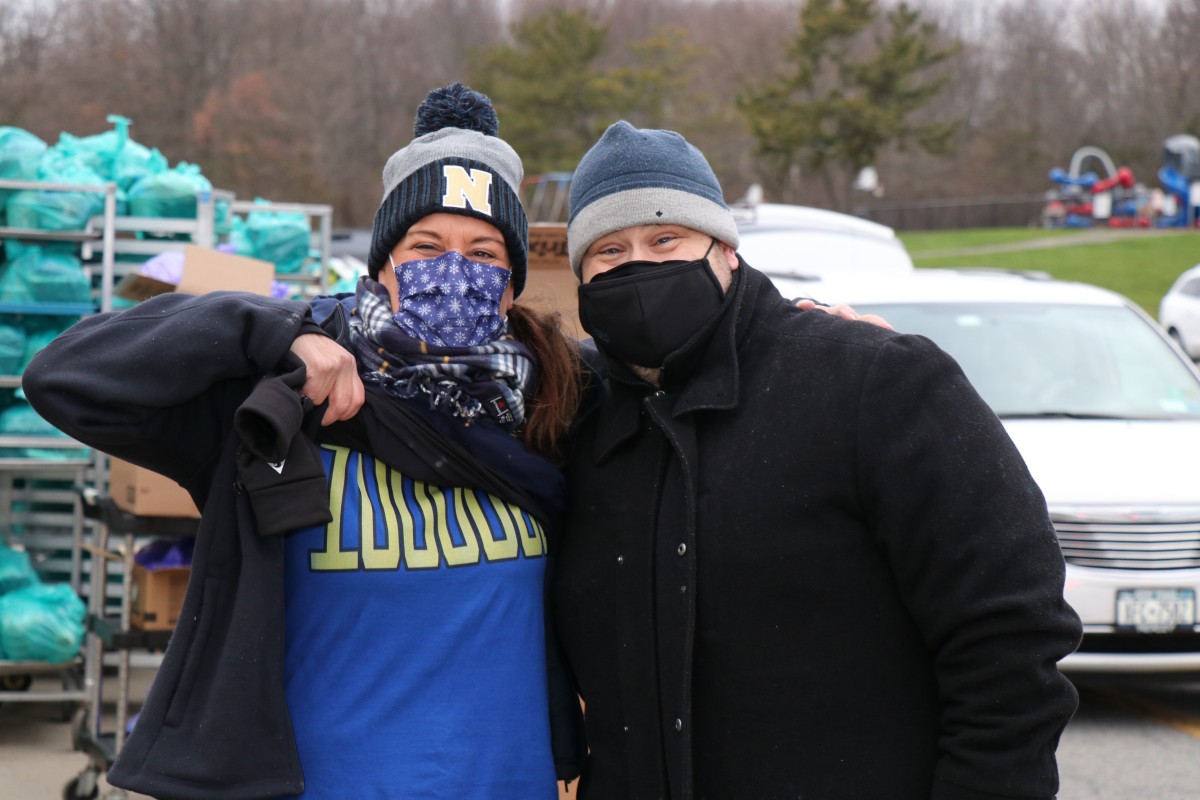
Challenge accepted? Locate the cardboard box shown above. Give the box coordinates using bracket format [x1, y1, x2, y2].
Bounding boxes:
[108, 458, 200, 518]
[115, 245, 274, 302]
[130, 563, 191, 631]
[523, 224, 584, 338]
[528, 223, 569, 271]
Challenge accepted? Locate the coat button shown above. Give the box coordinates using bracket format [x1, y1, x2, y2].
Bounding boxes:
[674, 718, 683, 732]
[617, 555, 624, 565]
[680, 585, 687, 594]
[677, 543, 687, 556]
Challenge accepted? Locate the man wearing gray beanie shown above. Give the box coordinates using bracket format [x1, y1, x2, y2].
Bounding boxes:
[551, 121, 1082, 800]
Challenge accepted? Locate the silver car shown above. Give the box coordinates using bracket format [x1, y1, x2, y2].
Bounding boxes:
[772, 268, 1200, 673]
[733, 202, 913, 281]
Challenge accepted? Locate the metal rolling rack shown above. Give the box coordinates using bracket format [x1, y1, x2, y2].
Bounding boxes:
[59, 187, 230, 800]
[93, 187, 232, 304]
[59, 192, 331, 799]
[0, 177, 117, 713]
[0, 180, 334, 797]
[226, 198, 333, 298]
[65, 494, 198, 800]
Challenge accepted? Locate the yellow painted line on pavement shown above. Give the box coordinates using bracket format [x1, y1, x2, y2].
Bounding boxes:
[1089, 686, 1200, 741]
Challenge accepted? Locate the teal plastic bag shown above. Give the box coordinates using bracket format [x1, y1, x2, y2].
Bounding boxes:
[0, 582, 85, 663]
[89, 115, 168, 191]
[0, 324, 26, 374]
[0, 544, 39, 595]
[0, 127, 48, 217]
[5, 146, 108, 234]
[116, 142, 168, 193]
[0, 247, 91, 304]
[55, 115, 162, 189]
[127, 161, 212, 218]
[229, 201, 312, 273]
[19, 324, 71, 374]
[0, 402, 84, 460]
[56, 131, 119, 184]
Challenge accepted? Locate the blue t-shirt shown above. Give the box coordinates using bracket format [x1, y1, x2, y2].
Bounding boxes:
[283, 444, 557, 799]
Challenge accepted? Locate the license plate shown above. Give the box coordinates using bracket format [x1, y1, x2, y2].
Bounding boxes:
[1115, 589, 1196, 633]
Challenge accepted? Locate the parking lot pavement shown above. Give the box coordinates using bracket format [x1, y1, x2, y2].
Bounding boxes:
[0, 668, 155, 799]
[3, 665, 579, 800]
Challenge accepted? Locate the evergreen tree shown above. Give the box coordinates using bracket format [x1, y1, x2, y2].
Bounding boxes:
[468, 8, 700, 177]
[738, 0, 960, 209]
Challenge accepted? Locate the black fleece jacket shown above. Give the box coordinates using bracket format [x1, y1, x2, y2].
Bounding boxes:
[22, 290, 583, 799]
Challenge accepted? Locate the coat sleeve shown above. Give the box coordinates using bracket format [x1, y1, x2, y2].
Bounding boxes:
[855, 333, 1082, 800]
[22, 290, 310, 493]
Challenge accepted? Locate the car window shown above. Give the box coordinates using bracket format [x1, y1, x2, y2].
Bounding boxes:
[855, 302, 1200, 419]
[1181, 277, 1200, 298]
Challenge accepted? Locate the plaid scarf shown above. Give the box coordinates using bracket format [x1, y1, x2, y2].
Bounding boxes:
[348, 276, 534, 430]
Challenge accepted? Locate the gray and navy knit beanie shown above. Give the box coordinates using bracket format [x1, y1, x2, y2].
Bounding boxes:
[566, 121, 739, 279]
[368, 83, 528, 297]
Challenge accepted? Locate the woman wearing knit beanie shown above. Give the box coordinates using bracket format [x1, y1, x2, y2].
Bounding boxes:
[24, 84, 585, 799]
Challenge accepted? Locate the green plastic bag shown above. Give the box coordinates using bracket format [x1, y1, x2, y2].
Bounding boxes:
[5, 146, 108, 234]
[0, 247, 91, 304]
[229, 201, 312, 273]
[0, 582, 85, 663]
[19, 324, 71, 374]
[54, 116, 163, 189]
[127, 161, 212, 219]
[0, 127, 48, 217]
[88, 116, 168, 191]
[0, 324, 26, 375]
[0, 402, 84, 460]
[0, 544, 39, 595]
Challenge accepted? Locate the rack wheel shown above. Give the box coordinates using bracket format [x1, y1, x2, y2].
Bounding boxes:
[0, 673, 32, 691]
[63, 767, 99, 800]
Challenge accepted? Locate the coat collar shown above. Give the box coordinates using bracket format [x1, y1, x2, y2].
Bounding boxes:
[591, 258, 770, 464]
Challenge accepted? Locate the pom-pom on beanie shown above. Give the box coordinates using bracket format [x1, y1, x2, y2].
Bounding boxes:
[368, 83, 528, 297]
[566, 121, 739, 279]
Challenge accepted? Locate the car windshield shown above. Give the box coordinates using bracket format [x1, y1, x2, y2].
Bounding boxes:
[855, 302, 1200, 419]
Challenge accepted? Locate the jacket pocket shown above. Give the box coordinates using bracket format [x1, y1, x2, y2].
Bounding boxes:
[163, 576, 221, 728]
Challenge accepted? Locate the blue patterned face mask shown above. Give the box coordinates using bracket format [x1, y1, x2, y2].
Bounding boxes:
[390, 251, 512, 347]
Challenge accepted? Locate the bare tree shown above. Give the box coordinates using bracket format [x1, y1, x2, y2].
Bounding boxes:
[0, 1, 68, 131]
[4, 0, 1197, 229]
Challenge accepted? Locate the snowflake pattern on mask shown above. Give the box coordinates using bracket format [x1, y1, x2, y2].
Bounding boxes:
[392, 251, 511, 346]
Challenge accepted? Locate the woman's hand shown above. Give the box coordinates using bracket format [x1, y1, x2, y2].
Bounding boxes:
[289, 334, 365, 425]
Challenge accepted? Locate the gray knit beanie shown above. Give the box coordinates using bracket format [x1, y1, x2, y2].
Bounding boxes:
[566, 121, 739, 279]
[368, 83, 528, 297]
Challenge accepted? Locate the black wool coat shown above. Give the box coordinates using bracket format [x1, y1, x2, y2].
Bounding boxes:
[552, 264, 1083, 800]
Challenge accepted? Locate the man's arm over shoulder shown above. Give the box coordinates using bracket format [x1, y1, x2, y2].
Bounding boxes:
[856, 333, 1082, 800]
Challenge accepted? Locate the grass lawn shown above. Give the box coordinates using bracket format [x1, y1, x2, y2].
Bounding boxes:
[897, 228, 1200, 314]
[898, 228, 1077, 254]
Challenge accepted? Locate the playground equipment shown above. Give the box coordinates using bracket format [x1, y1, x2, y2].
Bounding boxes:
[1157, 134, 1200, 228]
[1043, 146, 1150, 228]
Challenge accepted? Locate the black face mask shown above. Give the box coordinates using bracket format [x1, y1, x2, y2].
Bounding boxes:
[577, 241, 725, 368]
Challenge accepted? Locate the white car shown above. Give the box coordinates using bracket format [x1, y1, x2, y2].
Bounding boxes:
[772, 268, 1200, 673]
[732, 202, 913, 281]
[1159, 262, 1200, 359]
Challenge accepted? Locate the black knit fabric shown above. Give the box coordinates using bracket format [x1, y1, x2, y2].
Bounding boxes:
[367, 156, 528, 297]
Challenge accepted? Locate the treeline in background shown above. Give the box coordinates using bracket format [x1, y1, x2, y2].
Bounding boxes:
[3, 0, 1198, 229]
